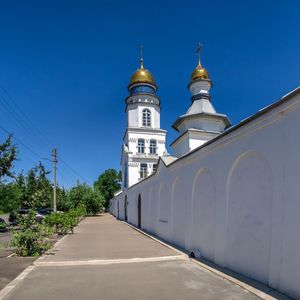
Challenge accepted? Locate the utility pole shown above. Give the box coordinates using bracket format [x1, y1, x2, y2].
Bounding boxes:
[52, 148, 57, 212]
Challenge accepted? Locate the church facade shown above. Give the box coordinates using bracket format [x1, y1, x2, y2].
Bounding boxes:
[111, 47, 300, 299]
[121, 53, 166, 189]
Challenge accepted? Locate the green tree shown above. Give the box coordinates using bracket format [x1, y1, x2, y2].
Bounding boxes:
[17, 162, 52, 209]
[56, 186, 71, 212]
[0, 134, 17, 180]
[69, 182, 104, 215]
[94, 169, 121, 209]
[0, 182, 20, 213]
[0, 135, 18, 213]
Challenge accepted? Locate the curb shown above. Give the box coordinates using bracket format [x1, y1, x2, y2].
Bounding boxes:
[35, 234, 70, 263]
[35, 255, 186, 267]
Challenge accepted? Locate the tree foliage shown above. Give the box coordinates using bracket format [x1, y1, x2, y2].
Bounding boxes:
[11, 210, 53, 256]
[0, 134, 17, 180]
[69, 182, 105, 215]
[0, 135, 113, 215]
[0, 182, 20, 213]
[94, 169, 121, 208]
[16, 162, 52, 209]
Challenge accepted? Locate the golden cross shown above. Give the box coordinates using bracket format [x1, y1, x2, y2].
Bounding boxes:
[140, 45, 144, 68]
[197, 43, 203, 66]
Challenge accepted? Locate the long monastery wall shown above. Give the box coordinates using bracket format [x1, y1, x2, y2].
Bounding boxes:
[110, 89, 300, 299]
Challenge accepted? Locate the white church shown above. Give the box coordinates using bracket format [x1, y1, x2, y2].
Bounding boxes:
[111, 46, 300, 299]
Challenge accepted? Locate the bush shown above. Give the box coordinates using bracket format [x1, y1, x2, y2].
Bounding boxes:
[0, 221, 7, 232]
[11, 204, 87, 256]
[11, 210, 53, 256]
[43, 212, 72, 235]
[43, 204, 86, 235]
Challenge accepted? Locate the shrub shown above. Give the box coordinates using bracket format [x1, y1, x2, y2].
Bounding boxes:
[11, 210, 53, 256]
[0, 221, 7, 232]
[43, 205, 86, 235]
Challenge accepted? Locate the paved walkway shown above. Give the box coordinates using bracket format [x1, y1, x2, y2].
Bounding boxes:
[1, 214, 259, 300]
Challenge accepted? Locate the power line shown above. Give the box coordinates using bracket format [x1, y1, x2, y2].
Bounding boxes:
[0, 125, 90, 185]
[0, 85, 90, 185]
[0, 124, 49, 163]
[0, 93, 51, 152]
[0, 85, 54, 149]
[58, 156, 91, 184]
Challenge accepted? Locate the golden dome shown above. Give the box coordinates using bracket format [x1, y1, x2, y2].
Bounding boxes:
[191, 64, 209, 81]
[129, 64, 157, 88]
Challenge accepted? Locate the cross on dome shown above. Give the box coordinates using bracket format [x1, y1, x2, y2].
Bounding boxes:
[128, 45, 157, 90]
[140, 45, 144, 69]
[197, 42, 203, 66]
[191, 42, 209, 81]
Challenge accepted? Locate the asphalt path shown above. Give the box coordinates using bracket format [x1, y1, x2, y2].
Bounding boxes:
[1, 214, 259, 300]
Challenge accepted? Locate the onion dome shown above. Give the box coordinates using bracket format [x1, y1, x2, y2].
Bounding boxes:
[128, 46, 157, 90]
[191, 43, 209, 81]
[129, 64, 157, 88]
[191, 64, 209, 81]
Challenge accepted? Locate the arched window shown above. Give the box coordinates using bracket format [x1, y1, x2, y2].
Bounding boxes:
[142, 109, 151, 127]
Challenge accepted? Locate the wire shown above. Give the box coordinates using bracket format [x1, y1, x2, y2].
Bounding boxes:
[58, 156, 91, 184]
[0, 123, 89, 184]
[0, 85, 90, 185]
[0, 85, 54, 149]
[0, 124, 49, 162]
[0, 94, 51, 151]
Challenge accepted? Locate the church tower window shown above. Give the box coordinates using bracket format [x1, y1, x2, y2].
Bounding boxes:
[140, 163, 148, 179]
[137, 138, 145, 153]
[142, 109, 151, 127]
[149, 139, 157, 154]
[152, 164, 157, 173]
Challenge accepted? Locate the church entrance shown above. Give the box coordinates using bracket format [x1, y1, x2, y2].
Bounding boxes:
[124, 196, 128, 221]
[138, 194, 141, 228]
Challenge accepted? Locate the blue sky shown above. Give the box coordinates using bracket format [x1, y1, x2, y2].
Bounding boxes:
[0, 0, 299, 187]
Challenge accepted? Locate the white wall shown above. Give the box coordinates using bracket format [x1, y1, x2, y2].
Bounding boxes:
[111, 90, 300, 299]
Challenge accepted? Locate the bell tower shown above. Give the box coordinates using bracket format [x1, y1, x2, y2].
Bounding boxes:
[171, 44, 231, 157]
[121, 47, 167, 189]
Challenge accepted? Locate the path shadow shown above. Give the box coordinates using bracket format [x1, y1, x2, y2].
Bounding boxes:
[194, 257, 293, 300]
[122, 220, 293, 300]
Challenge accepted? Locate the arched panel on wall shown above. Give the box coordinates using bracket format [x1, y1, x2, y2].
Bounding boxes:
[227, 150, 273, 284]
[190, 169, 216, 262]
[124, 195, 128, 221]
[148, 187, 157, 234]
[137, 194, 142, 228]
[143, 189, 153, 231]
[159, 183, 169, 222]
[172, 177, 187, 249]
[117, 200, 120, 219]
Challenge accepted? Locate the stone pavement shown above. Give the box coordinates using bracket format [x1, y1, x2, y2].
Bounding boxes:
[1, 214, 259, 300]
